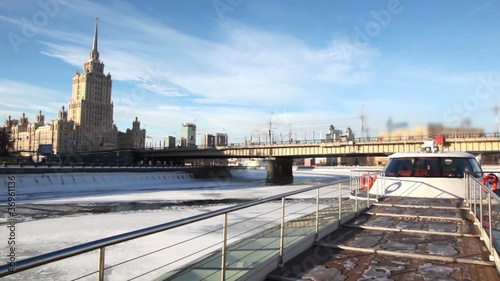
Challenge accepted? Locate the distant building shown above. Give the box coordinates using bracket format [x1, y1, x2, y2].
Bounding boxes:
[3, 19, 145, 156]
[216, 133, 228, 146]
[181, 123, 196, 147]
[326, 125, 342, 142]
[117, 117, 146, 149]
[203, 133, 216, 147]
[325, 125, 354, 142]
[163, 136, 176, 148]
[322, 125, 354, 165]
[203, 133, 228, 147]
[5, 109, 79, 155]
[343, 127, 354, 142]
[68, 18, 117, 151]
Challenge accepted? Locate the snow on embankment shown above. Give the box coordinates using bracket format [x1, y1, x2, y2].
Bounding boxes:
[1, 171, 198, 201]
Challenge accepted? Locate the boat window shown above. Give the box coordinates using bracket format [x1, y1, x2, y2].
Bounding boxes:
[414, 157, 440, 177]
[384, 156, 482, 178]
[467, 158, 483, 178]
[442, 158, 468, 177]
[384, 158, 414, 177]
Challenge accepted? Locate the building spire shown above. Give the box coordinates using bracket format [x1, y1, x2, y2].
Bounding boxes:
[93, 17, 98, 52]
[90, 17, 99, 60]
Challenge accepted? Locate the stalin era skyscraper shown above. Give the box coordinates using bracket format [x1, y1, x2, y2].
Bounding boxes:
[68, 18, 118, 151]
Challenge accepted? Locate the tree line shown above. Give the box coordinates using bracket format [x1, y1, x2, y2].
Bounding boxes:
[0, 128, 14, 156]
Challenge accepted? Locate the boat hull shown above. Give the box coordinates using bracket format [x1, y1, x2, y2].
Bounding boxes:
[370, 177, 467, 198]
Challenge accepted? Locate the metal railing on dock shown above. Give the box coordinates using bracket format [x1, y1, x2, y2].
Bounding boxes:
[4, 171, 497, 280]
[464, 173, 500, 271]
[0, 176, 376, 281]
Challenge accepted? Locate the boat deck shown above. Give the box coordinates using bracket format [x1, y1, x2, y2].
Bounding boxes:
[266, 197, 500, 281]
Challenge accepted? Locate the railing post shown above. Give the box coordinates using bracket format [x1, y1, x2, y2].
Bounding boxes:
[472, 180, 477, 216]
[479, 180, 483, 228]
[464, 175, 469, 203]
[355, 178, 359, 216]
[366, 174, 370, 207]
[338, 183, 342, 224]
[489, 193, 494, 260]
[467, 175, 471, 202]
[279, 197, 286, 268]
[97, 247, 105, 281]
[315, 188, 320, 240]
[221, 213, 228, 281]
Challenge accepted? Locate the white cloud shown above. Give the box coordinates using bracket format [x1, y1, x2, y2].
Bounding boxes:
[4, 1, 497, 140]
[34, 4, 377, 109]
[0, 79, 66, 118]
[24, 2, 381, 139]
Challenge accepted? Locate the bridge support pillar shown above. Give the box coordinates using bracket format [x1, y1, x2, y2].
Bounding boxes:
[266, 157, 293, 184]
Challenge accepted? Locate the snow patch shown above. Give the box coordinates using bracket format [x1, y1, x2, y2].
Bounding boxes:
[301, 265, 346, 281]
[427, 243, 458, 256]
[359, 265, 405, 280]
[418, 263, 456, 280]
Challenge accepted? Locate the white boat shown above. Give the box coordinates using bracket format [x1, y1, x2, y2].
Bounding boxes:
[366, 151, 484, 198]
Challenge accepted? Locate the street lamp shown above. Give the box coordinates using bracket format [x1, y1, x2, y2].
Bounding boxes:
[146, 136, 153, 148]
[145, 136, 153, 165]
[269, 112, 273, 145]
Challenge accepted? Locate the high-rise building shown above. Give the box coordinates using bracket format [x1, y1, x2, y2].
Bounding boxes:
[163, 136, 176, 148]
[203, 133, 215, 147]
[181, 123, 196, 147]
[203, 133, 228, 147]
[3, 18, 145, 156]
[68, 18, 117, 151]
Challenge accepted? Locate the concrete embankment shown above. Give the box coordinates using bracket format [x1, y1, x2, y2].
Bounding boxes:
[0, 165, 235, 178]
[0, 166, 238, 201]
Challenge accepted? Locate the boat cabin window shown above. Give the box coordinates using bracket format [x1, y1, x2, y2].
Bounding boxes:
[384, 157, 482, 178]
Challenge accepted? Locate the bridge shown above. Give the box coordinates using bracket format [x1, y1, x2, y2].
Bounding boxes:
[138, 134, 500, 184]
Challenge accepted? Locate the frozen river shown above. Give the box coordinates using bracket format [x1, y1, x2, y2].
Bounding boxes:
[0, 167, 353, 280]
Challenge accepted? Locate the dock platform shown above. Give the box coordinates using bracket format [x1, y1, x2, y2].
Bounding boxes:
[266, 197, 500, 281]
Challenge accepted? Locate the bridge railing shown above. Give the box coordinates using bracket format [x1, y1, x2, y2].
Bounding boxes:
[142, 132, 500, 151]
[0, 176, 376, 281]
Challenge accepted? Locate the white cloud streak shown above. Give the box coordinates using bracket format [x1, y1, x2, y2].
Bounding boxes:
[2, 0, 498, 139]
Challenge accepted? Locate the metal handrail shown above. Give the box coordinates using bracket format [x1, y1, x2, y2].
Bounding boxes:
[142, 132, 500, 150]
[464, 173, 500, 265]
[0, 177, 361, 279]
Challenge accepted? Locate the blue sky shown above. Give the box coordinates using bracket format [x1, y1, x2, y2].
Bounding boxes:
[1, 0, 499, 145]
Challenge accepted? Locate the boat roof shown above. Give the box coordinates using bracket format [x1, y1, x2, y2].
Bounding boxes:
[388, 151, 476, 159]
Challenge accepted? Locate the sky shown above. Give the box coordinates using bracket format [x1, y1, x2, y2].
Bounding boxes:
[1, 0, 500, 145]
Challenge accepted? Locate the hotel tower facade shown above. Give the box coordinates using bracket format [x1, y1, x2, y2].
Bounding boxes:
[3, 19, 145, 155]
